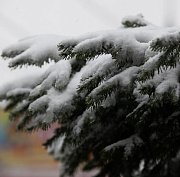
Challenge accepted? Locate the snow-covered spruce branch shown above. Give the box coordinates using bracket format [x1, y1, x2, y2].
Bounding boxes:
[1, 15, 180, 177]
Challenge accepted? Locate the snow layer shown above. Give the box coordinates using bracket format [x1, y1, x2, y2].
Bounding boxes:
[2, 34, 66, 67]
[104, 135, 143, 156]
[40, 60, 71, 91]
[121, 14, 152, 27]
[0, 71, 41, 99]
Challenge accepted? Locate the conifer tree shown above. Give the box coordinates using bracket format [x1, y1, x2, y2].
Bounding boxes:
[1, 15, 180, 177]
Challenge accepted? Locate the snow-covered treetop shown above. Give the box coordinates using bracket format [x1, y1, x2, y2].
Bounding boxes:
[1, 15, 180, 177]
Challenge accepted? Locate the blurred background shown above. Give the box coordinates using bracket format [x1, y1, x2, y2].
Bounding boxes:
[0, 0, 179, 176]
[0, 109, 59, 177]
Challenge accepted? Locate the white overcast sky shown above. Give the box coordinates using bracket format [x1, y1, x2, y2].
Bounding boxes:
[0, 0, 179, 86]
